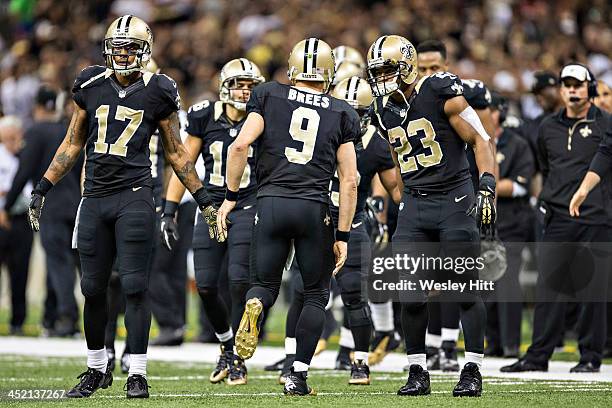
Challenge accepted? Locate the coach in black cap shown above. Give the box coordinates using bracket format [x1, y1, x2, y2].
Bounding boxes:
[502, 63, 612, 373]
[0, 85, 83, 336]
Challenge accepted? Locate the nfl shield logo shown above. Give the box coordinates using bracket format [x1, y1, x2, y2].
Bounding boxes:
[230, 128, 238, 137]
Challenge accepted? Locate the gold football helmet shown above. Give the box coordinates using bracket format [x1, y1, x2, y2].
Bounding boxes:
[333, 45, 365, 69]
[366, 35, 418, 97]
[104, 15, 153, 76]
[332, 76, 374, 134]
[144, 58, 160, 74]
[332, 62, 364, 86]
[288, 38, 335, 92]
[219, 58, 265, 111]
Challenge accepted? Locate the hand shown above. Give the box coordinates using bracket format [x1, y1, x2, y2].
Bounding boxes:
[0, 210, 10, 230]
[160, 214, 179, 251]
[332, 241, 348, 276]
[468, 172, 496, 238]
[215, 199, 236, 242]
[201, 204, 222, 242]
[569, 187, 588, 217]
[28, 191, 45, 231]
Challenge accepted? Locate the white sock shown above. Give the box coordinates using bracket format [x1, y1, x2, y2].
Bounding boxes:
[354, 351, 368, 364]
[285, 337, 296, 355]
[370, 301, 394, 332]
[464, 352, 484, 369]
[426, 332, 442, 348]
[442, 328, 460, 343]
[87, 348, 108, 373]
[407, 353, 427, 371]
[215, 329, 233, 343]
[339, 326, 355, 349]
[129, 354, 147, 377]
[325, 295, 333, 311]
[293, 361, 309, 372]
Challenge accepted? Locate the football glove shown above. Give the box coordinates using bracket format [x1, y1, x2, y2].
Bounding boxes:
[160, 201, 180, 251]
[468, 172, 496, 238]
[28, 177, 53, 232]
[201, 204, 221, 242]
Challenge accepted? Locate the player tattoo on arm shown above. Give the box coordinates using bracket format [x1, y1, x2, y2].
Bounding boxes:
[44, 104, 88, 184]
[158, 112, 204, 193]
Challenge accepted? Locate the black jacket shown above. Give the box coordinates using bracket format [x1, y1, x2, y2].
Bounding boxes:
[589, 122, 612, 178]
[4, 120, 83, 222]
[538, 105, 612, 225]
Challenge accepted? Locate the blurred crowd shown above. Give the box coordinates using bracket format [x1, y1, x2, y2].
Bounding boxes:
[1, 0, 611, 125]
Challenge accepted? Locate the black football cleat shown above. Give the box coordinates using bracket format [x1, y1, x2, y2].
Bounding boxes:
[125, 374, 149, 398]
[348, 360, 370, 385]
[209, 346, 231, 383]
[500, 358, 547, 372]
[265, 357, 286, 372]
[453, 362, 482, 397]
[283, 368, 316, 396]
[440, 342, 459, 372]
[279, 354, 295, 384]
[397, 365, 431, 396]
[150, 327, 184, 346]
[227, 357, 248, 385]
[107, 348, 116, 372]
[426, 346, 440, 371]
[335, 346, 352, 370]
[66, 367, 113, 398]
[570, 362, 600, 373]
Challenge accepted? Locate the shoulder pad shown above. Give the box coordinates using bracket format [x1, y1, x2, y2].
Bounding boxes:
[154, 73, 181, 111]
[185, 100, 214, 136]
[461, 79, 491, 108]
[72, 65, 111, 91]
[425, 72, 464, 98]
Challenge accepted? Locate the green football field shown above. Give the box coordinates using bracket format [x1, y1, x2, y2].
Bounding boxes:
[1, 355, 611, 407]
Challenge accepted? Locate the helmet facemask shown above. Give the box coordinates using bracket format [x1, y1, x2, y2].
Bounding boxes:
[367, 61, 410, 97]
[220, 77, 262, 111]
[104, 38, 151, 77]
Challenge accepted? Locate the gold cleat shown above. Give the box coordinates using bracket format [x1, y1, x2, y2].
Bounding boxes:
[227, 357, 248, 386]
[348, 360, 371, 385]
[313, 339, 327, 356]
[368, 335, 390, 365]
[235, 298, 263, 360]
[209, 346, 230, 383]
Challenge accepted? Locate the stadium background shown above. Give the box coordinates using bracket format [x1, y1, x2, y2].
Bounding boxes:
[0, 0, 611, 349]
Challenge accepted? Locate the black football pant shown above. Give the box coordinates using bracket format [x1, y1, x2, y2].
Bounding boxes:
[394, 182, 485, 356]
[525, 216, 610, 367]
[40, 218, 79, 329]
[0, 214, 33, 329]
[76, 187, 155, 354]
[150, 201, 196, 331]
[247, 197, 335, 365]
[193, 205, 254, 337]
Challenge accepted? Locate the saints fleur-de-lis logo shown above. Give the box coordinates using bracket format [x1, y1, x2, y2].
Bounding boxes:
[451, 82, 463, 95]
[324, 214, 331, 226]
[579, 125, 592, 138]
[254, 213, 259, 225]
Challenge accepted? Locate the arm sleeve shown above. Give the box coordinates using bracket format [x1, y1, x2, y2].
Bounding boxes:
[152, 74, 181, 121]
[3, 132, 42, 210]
[589, 124, 612, 177]
[246, 83, 266, 116]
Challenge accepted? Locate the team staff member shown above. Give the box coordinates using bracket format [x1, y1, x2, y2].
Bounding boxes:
[485, 92, 535, 358]
[503, 63, 612, 373]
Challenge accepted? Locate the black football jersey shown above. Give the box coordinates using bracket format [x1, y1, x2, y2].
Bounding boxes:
[330, 125, 394, 224]
[72, 65, 180, 197]
[372, 72, 471, 192]
[148, 130, 165, 201]
[461, 79, 491, 110]
[185, 100, 257, 207]
[246, 81, 360, 203]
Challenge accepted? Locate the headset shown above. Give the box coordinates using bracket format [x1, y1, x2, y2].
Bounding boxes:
[559, 62, 598, 99]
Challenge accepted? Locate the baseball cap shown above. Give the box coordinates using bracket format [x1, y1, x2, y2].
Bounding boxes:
[560, 64, 592, 82]
[531, 71, 558, 93]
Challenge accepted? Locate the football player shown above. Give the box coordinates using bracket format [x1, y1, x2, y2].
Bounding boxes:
[27, 15, 218, 398]
[161, 58, 264, 385]
[416, 39, 496, 372]
[366, 35, 496, 397]
[216, 38, 360, 395]
[332, 45, 366, 88]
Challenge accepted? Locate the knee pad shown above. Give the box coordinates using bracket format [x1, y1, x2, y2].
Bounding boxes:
[302, 287, 330, 311]
[120, 272, 148, 296]
[345, 298, 371, 327]
[81, 277, 107, 298]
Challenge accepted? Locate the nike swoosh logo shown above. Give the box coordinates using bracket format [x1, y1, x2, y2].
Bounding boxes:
[455, 195, 467, 203]
[351, 222, 363, 229]
[132, 187, 142, 192]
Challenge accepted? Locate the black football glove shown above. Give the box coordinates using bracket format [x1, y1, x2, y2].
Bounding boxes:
[28, 178, 53, 232]
[160, 201, 180, 251]
[468, 172, 496, 238]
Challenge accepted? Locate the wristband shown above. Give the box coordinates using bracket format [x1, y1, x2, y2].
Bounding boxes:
[336, 230, 350, 242]
[34, 177, 54, 196]
[192, 187, 212, 208]
[225, 188, 239, 202]
[163, 200, 179, 217]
